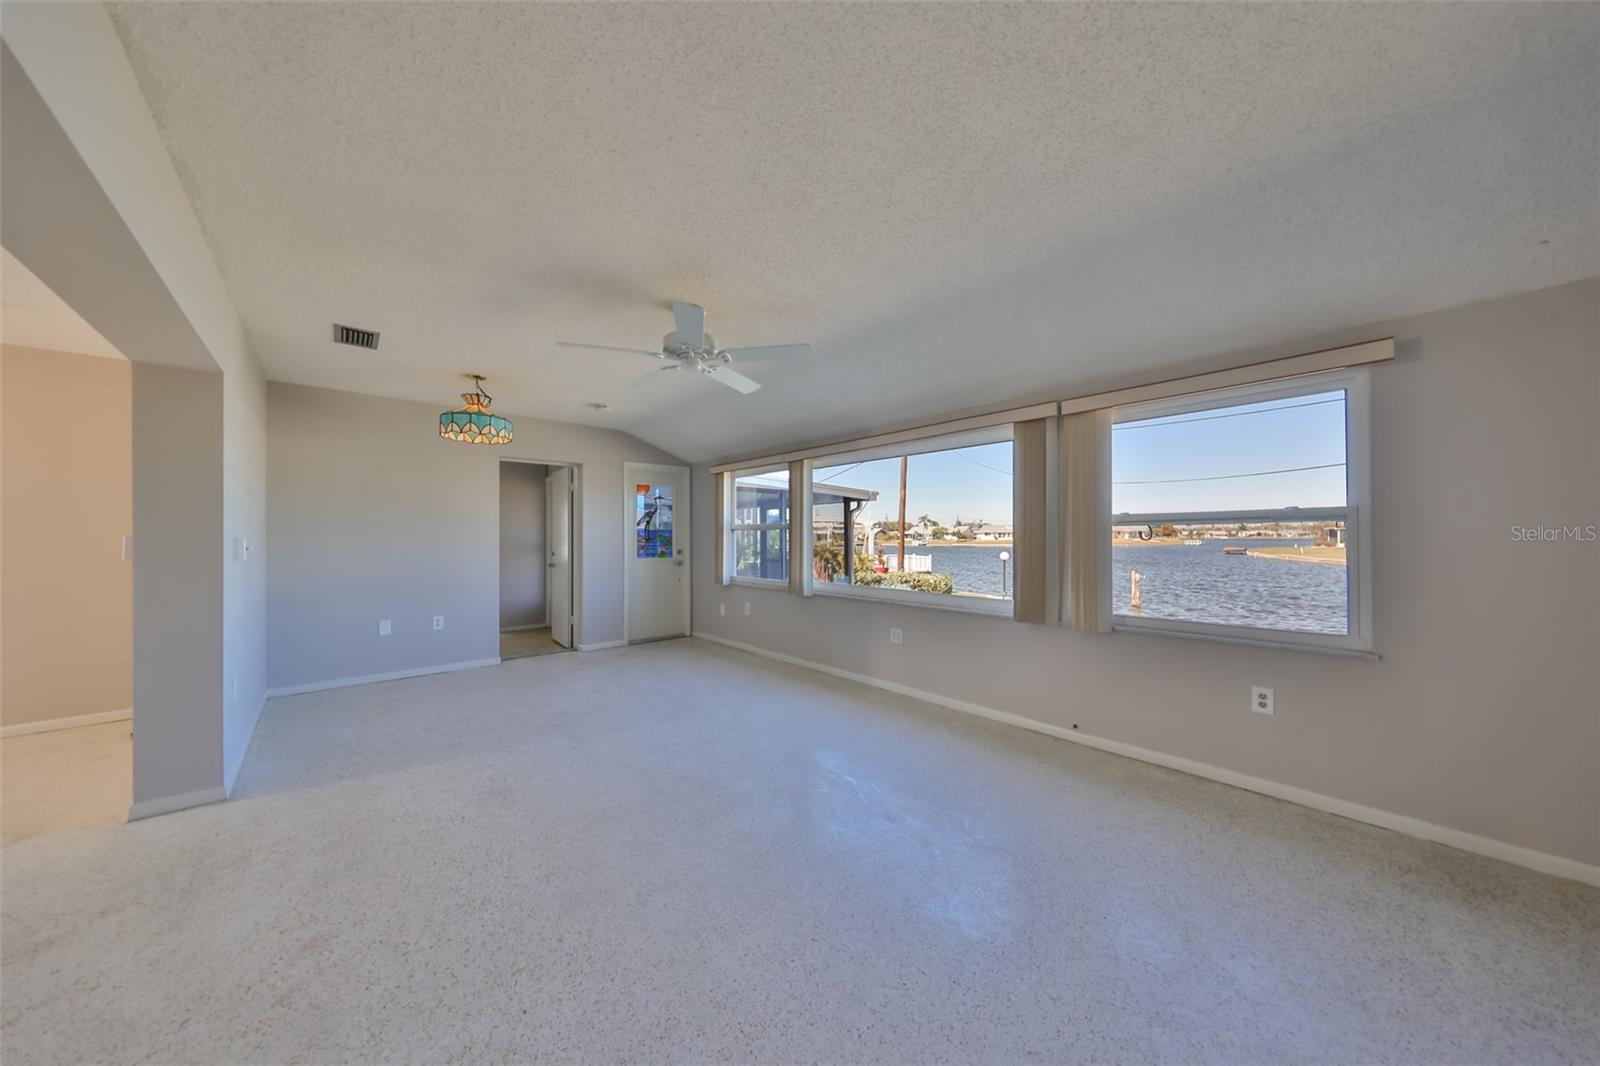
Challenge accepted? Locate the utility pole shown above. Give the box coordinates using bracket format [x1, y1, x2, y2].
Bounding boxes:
[897, 455, 908, 571]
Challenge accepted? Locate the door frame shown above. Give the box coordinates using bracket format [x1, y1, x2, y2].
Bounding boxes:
[622, 462, 691, 644]
[498, 456, 581, 649]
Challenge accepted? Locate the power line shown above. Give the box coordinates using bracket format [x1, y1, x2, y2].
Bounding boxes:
[1113, 396, 1343, 431]
[953, 451, 1012, 475]
[1114, 461, 1345, 486]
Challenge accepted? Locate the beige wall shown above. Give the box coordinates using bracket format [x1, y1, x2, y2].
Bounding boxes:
[691, 280, 1600, 869]
[499, 461, 548, 630]
[1, 344, 132, 728]
[267, 383, 682, 690]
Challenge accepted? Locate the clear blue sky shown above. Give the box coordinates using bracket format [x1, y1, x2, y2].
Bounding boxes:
[796, 390, 1347, 527]
[1112, 390, 1348, 514]
[815, 442, 1014, 528]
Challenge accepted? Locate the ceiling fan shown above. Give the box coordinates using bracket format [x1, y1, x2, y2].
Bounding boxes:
[557, 301, 811, 394]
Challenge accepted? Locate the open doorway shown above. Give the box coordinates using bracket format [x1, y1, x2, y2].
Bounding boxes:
[499, 459, 575, 660]
[1, 250, 133, 844]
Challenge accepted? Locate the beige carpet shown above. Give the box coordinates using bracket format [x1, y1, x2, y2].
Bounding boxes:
[0, 720, 130, 846]
[499, 626, 567, 660]
[2, 640, 1597, 1063]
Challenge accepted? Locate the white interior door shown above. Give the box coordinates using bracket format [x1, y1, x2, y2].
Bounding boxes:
[546, 465, 573, 648]
[626, 463, 690, 643]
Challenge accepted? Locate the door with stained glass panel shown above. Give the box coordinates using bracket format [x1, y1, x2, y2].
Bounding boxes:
[624, 463, 690, 642]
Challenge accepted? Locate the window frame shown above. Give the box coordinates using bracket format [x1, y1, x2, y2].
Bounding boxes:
[727, 465, 792, 588]
[807, 424, 1016, 617]
[1107, 368, 1373, 654]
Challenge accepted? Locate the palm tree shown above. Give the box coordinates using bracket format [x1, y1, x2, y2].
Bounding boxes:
[812, 537, 844, 581]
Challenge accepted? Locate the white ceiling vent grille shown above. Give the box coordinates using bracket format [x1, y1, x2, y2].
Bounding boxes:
[332, 323, 380, 350]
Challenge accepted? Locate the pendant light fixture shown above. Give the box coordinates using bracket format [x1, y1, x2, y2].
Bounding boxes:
[439, 374, 513, 445]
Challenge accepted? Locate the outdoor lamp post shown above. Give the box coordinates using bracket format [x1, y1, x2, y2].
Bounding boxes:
[999, 550, 1010, 597]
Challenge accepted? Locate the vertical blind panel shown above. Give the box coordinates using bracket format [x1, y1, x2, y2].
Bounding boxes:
[1011, 419, 1049, 624]
[1062, 409, 1113, 632]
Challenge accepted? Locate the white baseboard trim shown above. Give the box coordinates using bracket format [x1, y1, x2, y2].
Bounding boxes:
[577, 640, 626, 652]
[266, 658, 502, 699]
[128, 785, 226, 821]
[692, 632, 1600, 888]
[224, 693, 269, 798]
[501, 624, 547, 633]
[1, 708, 131, 738]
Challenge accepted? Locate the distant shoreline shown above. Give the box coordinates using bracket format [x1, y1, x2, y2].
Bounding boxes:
[1247, 546, 1347, 566]
[885, 540, 1013, 549]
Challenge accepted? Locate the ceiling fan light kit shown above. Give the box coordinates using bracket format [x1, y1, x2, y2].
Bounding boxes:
[557, 300, 813, 397]
[439, 374, 513, 445]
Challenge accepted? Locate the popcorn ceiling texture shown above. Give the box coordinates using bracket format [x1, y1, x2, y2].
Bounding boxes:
[3, 641, 1597, 1061]
[106, 3, 1598, 461]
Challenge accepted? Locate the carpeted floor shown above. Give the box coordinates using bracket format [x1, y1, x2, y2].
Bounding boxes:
[499, 626, 568, 660]
[1, 720, 130, 846]
[2, 639, 1596, 1063]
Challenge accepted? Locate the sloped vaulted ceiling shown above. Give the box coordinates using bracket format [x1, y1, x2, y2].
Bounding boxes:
[107, 2, 1598, 462]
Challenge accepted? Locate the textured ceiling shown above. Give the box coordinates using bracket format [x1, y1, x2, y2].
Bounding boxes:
[1, 246, 125, 360]
[107, 2, 1597, 462]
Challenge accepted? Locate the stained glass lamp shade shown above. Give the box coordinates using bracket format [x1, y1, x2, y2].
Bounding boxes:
[439, 375, 513, 445]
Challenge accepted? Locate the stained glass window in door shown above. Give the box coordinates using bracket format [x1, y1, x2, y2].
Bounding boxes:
[635, 483, 674, 558]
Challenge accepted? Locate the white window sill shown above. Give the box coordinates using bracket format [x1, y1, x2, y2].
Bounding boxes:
[812, 581, 1013, 619]
[1112, 617, 1380, 659]
[731, 576, 789, 590]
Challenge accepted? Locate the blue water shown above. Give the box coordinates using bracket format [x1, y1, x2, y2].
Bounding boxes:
[873, 539, 1349, 633]
[1114, 539, 1348, 634]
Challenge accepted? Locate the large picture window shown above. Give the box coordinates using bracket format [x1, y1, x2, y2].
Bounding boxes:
[730, 468, 790, 582]
[1109, 369, 1371, 650]
[809, 428, 1015, 614]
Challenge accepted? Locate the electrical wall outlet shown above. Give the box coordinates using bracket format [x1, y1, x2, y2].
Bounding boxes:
[1251, 686, 1275, 715]
[433, 615, 445, 631]
[743, 602, 751, 616]
[889, 627, 904, 645]
[378, 619, 392, 636]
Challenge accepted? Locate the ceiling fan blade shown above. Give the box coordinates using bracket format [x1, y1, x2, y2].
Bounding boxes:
[672, 300, 705, 349]
[704, 366, 761, 394]
[556, 341, 662, 357]
[622, 364, 682, 392]
[720, 343, 812, 361]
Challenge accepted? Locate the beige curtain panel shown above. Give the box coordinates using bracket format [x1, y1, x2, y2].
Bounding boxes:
[1061, 409, 1112, 632]
[1011, 419, 1049, 624]
[714, 472, 730, 587]
[787, 459, 807, 595]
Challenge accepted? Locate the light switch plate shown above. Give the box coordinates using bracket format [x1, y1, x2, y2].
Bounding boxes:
[889, 627, 904, 645]
[378, 619, 392, 637]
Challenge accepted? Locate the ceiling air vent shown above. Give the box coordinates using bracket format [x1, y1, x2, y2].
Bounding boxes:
[332, 323, 380, 350]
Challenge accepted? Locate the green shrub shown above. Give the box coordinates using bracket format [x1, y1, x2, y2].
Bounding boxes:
[852, 570, 954, 594]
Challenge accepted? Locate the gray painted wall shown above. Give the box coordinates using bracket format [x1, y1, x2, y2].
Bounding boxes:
[499, 462, 548, 630]
[267, 382, 682, 689]
[1, 345, 132, 728]
[132, 363, 225, 804]
[691, 280, 1600, 867]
